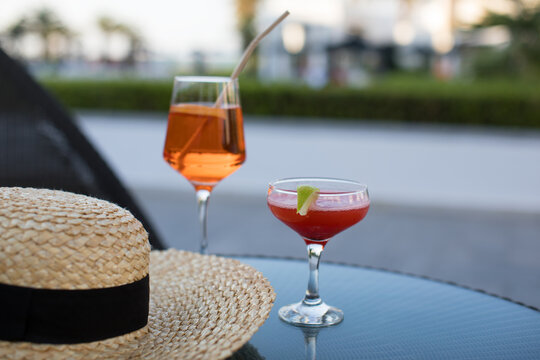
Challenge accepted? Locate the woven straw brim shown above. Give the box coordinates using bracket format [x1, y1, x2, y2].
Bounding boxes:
[1, 250, 275, 360]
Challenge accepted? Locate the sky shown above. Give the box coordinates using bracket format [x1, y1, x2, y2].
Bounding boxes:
[1, 0, 242, 60]
[1, 0, 524, 63]
[0, 0, 344, 61]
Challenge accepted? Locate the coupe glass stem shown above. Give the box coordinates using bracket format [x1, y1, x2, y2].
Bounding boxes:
[303, 328, 320, 360]
[196, 189, 210, 254]
[304, 243, 324, 306]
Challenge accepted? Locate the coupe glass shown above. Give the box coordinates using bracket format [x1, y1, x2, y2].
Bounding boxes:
[163, 76, 246, 254]
[267, 177, 370, 327]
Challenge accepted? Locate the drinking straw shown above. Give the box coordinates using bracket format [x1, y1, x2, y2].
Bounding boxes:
[215, 10, 290, 106]
[177, 10, 290, 157]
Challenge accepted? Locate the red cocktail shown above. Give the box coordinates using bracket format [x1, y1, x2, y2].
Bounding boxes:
[267, 178, 370, 327]
[268, 192, 369, 244]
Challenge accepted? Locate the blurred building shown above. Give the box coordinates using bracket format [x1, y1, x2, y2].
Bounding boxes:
[257, 22, 342, 87]
[258, 0, 517, 86]
[0, 0, 523, 81]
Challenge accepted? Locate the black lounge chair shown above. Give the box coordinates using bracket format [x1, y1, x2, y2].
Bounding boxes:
[0, 47, 166, 250]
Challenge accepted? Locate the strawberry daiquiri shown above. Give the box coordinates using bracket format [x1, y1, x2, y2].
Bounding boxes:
[267, 190, 369, 245]
[267, 178, 370, 327]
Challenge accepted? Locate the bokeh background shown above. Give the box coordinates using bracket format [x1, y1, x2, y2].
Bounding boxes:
[1, 0, 539, 308]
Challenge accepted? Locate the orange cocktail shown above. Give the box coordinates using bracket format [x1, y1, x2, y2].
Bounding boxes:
[164, 104, 245, 191]
[163, 76, 245, 254]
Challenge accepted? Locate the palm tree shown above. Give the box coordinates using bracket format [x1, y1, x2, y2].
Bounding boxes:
[97, 16, 118, 62]
[2, 8, 73, 62]
[3, 18, 28, 57]
[97, 16, 145, 65]
[117, 24, 145, 65]
[473, 0, 540, 77]
[27, 8, 72, 61]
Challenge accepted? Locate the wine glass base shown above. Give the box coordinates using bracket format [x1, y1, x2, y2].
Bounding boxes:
[278, 301, 343, 327]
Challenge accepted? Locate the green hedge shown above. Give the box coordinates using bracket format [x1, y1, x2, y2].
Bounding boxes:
[41, 78, 540, 128]
[42, 79, 172, 112]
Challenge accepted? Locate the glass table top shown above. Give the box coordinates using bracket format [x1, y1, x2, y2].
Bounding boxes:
[228, 256, 540, 360]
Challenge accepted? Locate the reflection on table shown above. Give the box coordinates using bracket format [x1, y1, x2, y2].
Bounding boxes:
[228, 256, 540, 360]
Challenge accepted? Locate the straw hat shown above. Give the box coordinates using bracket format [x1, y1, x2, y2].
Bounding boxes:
[0, 187, 275, 359]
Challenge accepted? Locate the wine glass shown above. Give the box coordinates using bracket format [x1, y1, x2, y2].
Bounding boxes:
[267, 177, 370, 327]
[163, 76, 246, 254]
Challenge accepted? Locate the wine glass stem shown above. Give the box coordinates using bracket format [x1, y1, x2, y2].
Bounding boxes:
[196, 189, 211, 254]
[304, 243, 324, 306]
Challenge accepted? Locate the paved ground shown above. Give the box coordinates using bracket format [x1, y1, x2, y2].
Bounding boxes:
[77, 111, 540, 308]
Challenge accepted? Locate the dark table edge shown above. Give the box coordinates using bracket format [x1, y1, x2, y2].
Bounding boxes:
[221, 253, 540, 313]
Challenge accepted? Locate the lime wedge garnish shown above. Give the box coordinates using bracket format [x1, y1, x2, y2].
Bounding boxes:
[297, 185, 320, 216]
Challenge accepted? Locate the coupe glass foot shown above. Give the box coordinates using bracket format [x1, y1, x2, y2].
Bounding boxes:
[279, 301, 343, 327]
